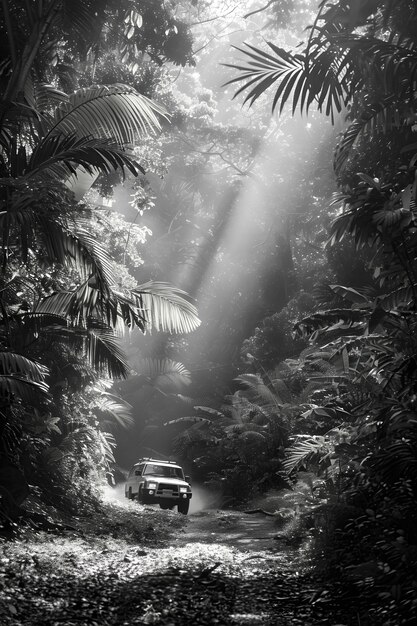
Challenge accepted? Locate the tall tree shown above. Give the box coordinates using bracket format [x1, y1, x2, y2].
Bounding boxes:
[0, 0, 200, 517]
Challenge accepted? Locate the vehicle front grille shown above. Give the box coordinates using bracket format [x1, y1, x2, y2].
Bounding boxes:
[157, 483, 179, 495]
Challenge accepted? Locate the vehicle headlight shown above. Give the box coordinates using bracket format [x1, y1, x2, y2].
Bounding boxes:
[147, 482, 157, 490]
[179, 487, 187, 493]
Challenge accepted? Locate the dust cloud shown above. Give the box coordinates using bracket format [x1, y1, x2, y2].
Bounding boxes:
[101, 482, 219, 513]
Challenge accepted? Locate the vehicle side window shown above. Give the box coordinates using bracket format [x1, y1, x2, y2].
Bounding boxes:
[134, 464, 144, 476]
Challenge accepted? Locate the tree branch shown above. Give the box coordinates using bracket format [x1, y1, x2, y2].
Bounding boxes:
[244, 0, 277, 20]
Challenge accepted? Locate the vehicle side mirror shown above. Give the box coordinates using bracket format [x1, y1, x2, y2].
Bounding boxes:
[185, 475, 191, 483]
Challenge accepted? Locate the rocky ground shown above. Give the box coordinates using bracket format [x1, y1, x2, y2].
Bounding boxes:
[0, 489, 358, 625]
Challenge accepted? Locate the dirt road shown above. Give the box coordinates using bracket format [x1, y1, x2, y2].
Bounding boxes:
[0, 505, 350, 626]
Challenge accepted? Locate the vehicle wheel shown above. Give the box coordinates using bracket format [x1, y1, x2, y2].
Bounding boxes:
[178, 500, 189, 515]
[160, 503, 169, 510]
[138, 485, 144, 504]
[127, 487, 133, 500]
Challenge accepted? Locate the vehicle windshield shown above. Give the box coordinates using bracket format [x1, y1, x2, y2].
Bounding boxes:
[144, 464, 184, 479]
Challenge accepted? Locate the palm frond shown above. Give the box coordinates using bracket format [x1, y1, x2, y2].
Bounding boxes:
[164, 416, 212, 426]
[333, 97, 402, 174]
[98, 430, 117, 465]
[93, 392, 134, 429]
[47, 85, 168, 144]
[0, 375, 50, 405]
[193, 406, 225, 419]
[225, 423, 266, 436]
[34, 226, 115, 294]
[224, 41, 346, 119]
[85, 325, 128, 379]
[283, 435, 331, 473]
[137, 358, 191, 389]
[133, 281, 201, 334]
[235, 373, 284, 405]
[26, 134, 144, 180]
[34, 83, 69, 111]
[1, 183, 115, 286]
[0, 351, 48, 381]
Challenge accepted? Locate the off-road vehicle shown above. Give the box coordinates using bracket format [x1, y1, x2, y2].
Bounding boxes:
[125, 458, 192, 514]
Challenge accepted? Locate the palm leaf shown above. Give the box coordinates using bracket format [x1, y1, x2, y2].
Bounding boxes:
[47, 84, 168, 145]
[36, 285, 146, 333]
[193, 406, 226, 419]
[93, 392, 134, 429]
[85, 326, 128, 379]
[133, 281, 201, 334]
[0, 375, 50, 405]
[225, 423, 266, 436]
[34, 83, 69, 111]
[224, 41, 346, 118]
[1, 184, 115, 286]
[164, 416, 212, 427]
[334, 98, 408, 173]
[0, 351, 48, 381]
[26, 134, 144, 180]
[283, 435, 330, 473]
[136, 358, 191, 389]
[98, 430, 117, 465]
[235, 373, 284, 406]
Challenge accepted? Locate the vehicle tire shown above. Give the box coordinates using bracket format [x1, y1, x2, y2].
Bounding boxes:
[178, 500, 189, 515]
[160, 503, 169, 510]
[138, 485, 144, 504]
[127, 487, 133, 500]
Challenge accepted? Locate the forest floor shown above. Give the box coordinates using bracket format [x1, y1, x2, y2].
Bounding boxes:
[0, 488, 356, 626]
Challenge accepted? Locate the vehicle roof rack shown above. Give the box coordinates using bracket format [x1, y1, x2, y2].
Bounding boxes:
[135, 457, 179, 465]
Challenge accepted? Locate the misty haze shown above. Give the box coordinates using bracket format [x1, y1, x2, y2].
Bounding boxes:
[1, 1, 416, 625]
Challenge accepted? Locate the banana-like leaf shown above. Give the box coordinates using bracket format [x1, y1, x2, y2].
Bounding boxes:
[379, 286, 415, 310]
[47, 85, 168, 144]
[294, 309, 368, 338]
[133, 281, 201, 334]
[328, 284, 371, 305]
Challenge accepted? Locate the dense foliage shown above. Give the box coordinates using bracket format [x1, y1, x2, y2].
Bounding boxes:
[0, 0, 200, 525]
[2, 1, 417, 621]
[222, 1, 417, 623]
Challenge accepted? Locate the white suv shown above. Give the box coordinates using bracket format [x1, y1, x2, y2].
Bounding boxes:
[125, 458, 192, 514]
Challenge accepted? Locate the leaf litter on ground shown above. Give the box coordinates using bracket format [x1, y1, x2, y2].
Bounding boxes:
[0, 490, 354, 625]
